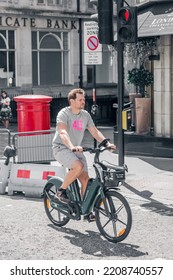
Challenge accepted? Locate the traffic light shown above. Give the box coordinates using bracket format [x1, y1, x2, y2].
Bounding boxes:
[118, 6, 138, 43]
[97, 0, 113, 45]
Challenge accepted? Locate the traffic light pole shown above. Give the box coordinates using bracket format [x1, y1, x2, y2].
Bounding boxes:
[92, 64, 97, 149]
[117, 0, 125, 166]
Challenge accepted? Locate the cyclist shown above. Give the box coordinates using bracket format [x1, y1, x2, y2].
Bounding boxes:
[52, 88, 116, 220]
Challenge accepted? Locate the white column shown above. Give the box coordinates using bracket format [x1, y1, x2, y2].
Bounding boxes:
[154, 35, 172, 137]
[15, 27, 32, 88]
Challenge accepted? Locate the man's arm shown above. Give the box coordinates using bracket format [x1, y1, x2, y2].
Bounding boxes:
[88, 126, 116, 149]
[57, 122, 74, 150]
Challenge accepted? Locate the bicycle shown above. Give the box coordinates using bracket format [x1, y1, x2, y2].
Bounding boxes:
[43, 139, 132, 243]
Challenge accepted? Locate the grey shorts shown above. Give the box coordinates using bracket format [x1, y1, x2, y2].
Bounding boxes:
[52, 145, 88, 172]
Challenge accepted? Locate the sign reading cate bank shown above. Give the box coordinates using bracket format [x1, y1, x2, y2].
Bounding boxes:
[84, 21, 102, 65]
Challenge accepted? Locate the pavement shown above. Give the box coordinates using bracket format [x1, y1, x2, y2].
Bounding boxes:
[0, 124, 173, 209]
[82, 126, 173, 209]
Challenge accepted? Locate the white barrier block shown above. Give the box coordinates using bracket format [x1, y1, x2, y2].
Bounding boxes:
[0, 162, 11, 194]
[8, 163, 66, 197]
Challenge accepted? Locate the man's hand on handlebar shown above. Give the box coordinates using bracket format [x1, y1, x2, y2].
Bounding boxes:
[71, 146, 83, 152]
[106, 142, 116, 152]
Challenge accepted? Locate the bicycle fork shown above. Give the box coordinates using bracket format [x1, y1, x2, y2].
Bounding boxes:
[99, 189, 111, 217]
[99, 189, 116, 219]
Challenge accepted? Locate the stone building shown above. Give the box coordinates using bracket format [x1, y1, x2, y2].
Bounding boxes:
[0, 0, 119, 125]
[0, 0, 173, 152]
[131, 0, 173, 140]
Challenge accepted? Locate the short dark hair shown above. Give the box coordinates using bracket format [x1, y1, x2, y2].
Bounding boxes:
[68, 88, 85, 103]
[1, 90, 8, 98]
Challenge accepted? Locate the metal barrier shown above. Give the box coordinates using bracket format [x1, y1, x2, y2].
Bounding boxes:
[0, 129, 11, 159]
[0, 128, 68, 198]
[12, 129, 55, 163]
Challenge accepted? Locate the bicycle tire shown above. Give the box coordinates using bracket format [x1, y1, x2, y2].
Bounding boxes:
[95, 190, 132, 243]
[44, 182, 70, 227]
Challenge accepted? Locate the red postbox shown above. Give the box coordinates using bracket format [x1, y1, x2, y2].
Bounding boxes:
[14, 95, 52, 132]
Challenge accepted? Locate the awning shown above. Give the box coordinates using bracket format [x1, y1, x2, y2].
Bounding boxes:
[138, 2, 173, 37]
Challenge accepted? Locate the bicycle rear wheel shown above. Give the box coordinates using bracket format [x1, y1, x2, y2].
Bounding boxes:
[44, 182, 70, 227]
[95, 190, 132, 243]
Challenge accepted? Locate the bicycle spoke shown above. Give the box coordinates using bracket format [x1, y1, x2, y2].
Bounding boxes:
[97, 206, 109, 218]
[115, 203, 125, 215]
[95, 190, 132, 243]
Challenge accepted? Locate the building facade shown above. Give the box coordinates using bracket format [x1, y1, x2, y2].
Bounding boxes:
[0, 0, 119, 125]
[0, 0, 116, 89]
[0, 0, 173, 140]
[134, 0, 173, 138]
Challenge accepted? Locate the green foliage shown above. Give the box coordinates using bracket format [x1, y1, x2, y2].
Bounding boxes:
[127, 66, 154, 97]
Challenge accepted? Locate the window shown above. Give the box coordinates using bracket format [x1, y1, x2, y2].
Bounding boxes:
[37, 0, 45, 4]
[87, 45, 115, 85]
[47, 0, 62, 5]
[0, 30, 15, 87]
[32, 31, 69, 86]
[88, 0, 95, 9]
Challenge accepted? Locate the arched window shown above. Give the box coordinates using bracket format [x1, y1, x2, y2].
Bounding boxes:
[0, 30, 15, 87]
[32, 31, 69, 86]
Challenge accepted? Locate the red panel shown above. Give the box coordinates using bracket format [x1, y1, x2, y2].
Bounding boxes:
[42, 171, 55, 180]
[17, 169, 31, 178]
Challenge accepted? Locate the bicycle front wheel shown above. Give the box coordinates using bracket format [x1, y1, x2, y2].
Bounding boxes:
[95, 190, 132, 243]
[44, 182, 70, 227]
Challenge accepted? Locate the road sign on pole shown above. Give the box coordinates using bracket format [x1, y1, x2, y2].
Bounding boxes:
[84, 21, 102, 65]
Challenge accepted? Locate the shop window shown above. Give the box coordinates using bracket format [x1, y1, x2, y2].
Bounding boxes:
[0, 30, 15, 87]
[32, 31, 69, 86]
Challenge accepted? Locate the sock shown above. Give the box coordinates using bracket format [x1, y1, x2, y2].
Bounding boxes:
[59, 188, 66, 193]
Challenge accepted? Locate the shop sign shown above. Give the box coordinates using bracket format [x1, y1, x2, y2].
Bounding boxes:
[0, 16, 77, 29]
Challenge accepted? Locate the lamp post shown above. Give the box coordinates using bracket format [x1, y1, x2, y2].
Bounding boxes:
[77, 0, 83, 88]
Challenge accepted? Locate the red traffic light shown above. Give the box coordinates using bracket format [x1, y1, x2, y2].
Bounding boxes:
[118, 6, 138, 43]
[119, 7, 132, 24]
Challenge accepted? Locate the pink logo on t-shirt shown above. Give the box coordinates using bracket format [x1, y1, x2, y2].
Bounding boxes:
[72, 120, 83, 131]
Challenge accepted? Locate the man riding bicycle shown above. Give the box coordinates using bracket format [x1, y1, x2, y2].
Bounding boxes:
[52, 88, 116, 220]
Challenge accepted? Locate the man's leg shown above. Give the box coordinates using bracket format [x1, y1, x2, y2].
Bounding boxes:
[60, 160, 84, 190]
[54, 160, 84, 204]
[78, 171, 90, 198]
[78, 171, 95, 222]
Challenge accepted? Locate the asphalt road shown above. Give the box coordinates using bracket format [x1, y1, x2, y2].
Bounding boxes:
[0, 189, 172, 260]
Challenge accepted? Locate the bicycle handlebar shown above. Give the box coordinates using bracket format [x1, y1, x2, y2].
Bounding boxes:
[82, 146, 112, 153]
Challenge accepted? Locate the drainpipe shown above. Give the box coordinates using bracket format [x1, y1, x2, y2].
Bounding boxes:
[77, 0, 83, 88]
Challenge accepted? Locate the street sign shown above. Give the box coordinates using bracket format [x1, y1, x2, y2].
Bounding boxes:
[84, 21, 102, 65]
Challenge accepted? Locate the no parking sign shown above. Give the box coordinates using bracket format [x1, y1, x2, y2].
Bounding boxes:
[84, 21, 102, 65]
